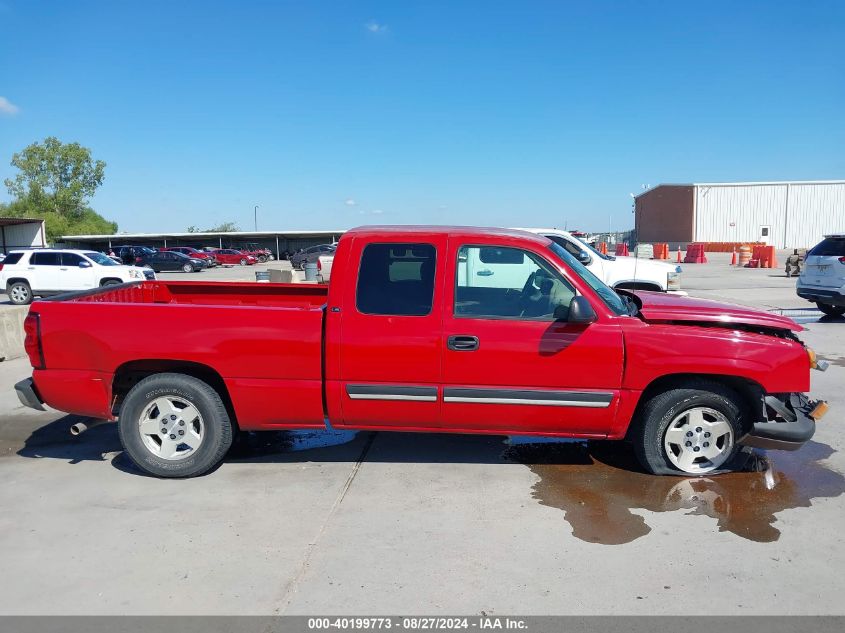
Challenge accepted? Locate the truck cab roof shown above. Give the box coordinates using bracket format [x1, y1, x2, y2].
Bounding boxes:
[344, 225, 552, 245]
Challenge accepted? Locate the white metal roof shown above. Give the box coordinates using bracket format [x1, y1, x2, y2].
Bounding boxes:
[61, 229, 348, 241]
[635, 179, 845, 198]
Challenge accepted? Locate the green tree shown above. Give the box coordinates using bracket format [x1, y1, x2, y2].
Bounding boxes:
[187, 221, 240, 232]
[4, 137, 106, 218]
[3, 138, 117, 243]
[0, 199, 117, 243]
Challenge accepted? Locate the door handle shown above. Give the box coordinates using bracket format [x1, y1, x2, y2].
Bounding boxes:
[447, 335, 479, 351]
[476, 269, 493, 276]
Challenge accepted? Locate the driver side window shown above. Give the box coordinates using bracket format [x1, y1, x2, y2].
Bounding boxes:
[454, 245, 575, 321]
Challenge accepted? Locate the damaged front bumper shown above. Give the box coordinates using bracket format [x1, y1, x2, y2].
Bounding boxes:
[739, 393, 827, 451]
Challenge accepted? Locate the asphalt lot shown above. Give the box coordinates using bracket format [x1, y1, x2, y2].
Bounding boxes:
[0, 252, 844, 615]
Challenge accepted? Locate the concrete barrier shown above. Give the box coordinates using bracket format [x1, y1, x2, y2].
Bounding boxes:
[268, 268, 294, 283]
[0, 305, 28, 362]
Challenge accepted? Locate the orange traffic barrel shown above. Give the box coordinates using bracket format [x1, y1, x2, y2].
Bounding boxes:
[738, 245, 751, 267]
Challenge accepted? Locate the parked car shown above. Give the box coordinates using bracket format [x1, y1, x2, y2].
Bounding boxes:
[234, 243, 272, 263]
[291, 243, 336, 269]
[113, 245, 158, 266]
[797, 233, 845, 317]
[136, 250, 208, 273]
[160, 247, 218, 267]
[517, 228, 682, 292]
[13, 226, 827, 478]
[1, 249, 154, 305]
[210, 249, 257, 266]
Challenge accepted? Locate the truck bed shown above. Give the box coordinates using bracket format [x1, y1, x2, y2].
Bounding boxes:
[58, 280, 328, 309]
[31, 280, 329, 429]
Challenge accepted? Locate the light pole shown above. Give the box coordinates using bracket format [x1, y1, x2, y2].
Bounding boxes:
[254, 205, 259, 231]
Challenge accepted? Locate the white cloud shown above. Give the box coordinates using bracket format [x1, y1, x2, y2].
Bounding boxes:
[371, 209, 384, 215]
[344, 198, 357, 206]
[0, 96, 20, 116]
[365, 21, 388, 34]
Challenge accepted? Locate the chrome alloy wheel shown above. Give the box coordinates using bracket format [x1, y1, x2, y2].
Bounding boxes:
[663, 407, 734, 474]
[138, 396, 204, 460]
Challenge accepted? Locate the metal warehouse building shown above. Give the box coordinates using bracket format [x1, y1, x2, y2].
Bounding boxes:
[635, 180, 845, 249]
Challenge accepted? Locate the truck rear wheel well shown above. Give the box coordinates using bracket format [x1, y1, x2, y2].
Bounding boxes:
[628, 373, 763, 439]
[112, 360, 237, 428]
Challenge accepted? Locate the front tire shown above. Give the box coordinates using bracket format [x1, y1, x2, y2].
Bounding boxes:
[632, 380, 745, 475]
[118, 373, 233, 478]
[239, 258, 247, 266]
[817, 302, 845, 317]
[7, 281, 33, 305]
[182, 263, 194, 273]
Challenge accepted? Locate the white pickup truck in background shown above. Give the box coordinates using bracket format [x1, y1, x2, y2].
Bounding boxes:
[517, 228, 683, 293]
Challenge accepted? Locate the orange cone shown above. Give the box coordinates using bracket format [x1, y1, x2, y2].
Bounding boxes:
[676, 247, 682, 263]
[730, 249, 737, 265]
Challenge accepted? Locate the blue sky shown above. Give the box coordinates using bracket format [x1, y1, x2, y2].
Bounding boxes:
[1, 0, 844, 234]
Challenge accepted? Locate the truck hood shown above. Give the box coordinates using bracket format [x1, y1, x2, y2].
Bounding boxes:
[629, 290, 803, 332]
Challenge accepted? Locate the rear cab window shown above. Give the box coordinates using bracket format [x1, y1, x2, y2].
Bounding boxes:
[356, 243, 436, 316]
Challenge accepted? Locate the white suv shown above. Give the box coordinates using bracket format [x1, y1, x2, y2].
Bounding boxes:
[1, 249, 155, 305]
[516, 228, 683, 293]
[797, 234, 845, 317]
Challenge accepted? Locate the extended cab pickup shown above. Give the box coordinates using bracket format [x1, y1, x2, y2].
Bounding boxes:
[15, 226, 828, 478]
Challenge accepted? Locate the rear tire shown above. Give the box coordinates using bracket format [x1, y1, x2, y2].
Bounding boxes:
[7, 281, 33, 305]
[632, 380, 745, 475]
[817, 302, 845, 317]
[118, 373, 233, 478]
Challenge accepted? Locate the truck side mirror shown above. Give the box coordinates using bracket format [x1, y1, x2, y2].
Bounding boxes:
[567, 296, 597, 324]
[78, 261, 92, 268]
[577, 250, 592, 266]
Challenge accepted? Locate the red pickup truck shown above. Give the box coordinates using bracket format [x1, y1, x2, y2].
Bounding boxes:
[15, 226, 828, 478]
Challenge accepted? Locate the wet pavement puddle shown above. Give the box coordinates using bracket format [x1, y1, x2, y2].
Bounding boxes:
[230, 429, 358, 457]
[505, 440, 845, 544]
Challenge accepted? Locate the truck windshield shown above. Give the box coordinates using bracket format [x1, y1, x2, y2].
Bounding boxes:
[547, 242, 629, 316]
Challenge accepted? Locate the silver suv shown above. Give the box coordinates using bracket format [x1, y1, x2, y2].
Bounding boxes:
[797, 234, 845, 317]
[1, 249, 155, 305]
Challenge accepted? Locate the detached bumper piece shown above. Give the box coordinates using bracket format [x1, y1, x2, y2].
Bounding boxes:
[739, 393, 825, 451]
[14, 378, 46, 412]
